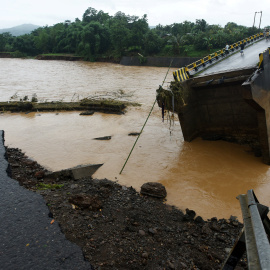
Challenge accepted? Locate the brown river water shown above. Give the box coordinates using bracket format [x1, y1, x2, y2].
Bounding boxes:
[1, 58, 270, 220]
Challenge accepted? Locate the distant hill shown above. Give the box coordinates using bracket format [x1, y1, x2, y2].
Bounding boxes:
[0, 24, 41, 36]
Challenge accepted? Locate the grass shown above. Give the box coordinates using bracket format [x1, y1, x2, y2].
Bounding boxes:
[36, 183, 64, 190]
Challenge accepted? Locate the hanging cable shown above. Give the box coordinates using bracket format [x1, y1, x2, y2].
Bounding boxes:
[119, 59, 174, 174]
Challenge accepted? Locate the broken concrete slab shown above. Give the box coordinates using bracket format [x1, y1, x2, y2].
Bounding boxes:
[45, 164, 103, 181]
[79, 111, 94, 115]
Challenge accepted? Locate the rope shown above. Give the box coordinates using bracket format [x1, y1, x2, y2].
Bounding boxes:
[119, 59, 174, 174]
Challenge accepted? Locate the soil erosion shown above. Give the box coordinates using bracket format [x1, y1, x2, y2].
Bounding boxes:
[6, 147, 247, 270]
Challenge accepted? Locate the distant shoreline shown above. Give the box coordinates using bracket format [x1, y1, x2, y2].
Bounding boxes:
[0, 53, 199, 68]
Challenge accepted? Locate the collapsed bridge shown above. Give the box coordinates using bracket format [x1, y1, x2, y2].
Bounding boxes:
[157, 33, 270, 164]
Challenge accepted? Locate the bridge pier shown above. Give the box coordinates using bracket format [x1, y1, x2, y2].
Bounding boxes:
[242, 48, 270, 164]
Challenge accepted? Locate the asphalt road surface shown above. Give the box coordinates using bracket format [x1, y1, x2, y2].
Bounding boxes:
[0, 130, 93, 270]
[200, 38, 269, 75]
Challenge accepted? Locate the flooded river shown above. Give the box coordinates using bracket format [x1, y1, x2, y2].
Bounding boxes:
[1, 58, 270, 220]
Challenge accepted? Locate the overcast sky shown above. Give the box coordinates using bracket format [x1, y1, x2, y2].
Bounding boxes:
[1, 0, 269, 29]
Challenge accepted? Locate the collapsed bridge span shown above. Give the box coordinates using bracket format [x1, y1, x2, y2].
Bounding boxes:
[157, 46, 270, 164]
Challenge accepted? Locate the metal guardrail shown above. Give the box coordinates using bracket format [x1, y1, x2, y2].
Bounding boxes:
[222, 189, 270, 269]
[185, 32, 264, 74]
[172, 32, 264, 82]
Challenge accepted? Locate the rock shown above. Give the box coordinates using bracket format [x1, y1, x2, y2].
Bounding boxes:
[141, 252, 149, 258]
[210, 223, 220, 232]
[202, 224, 212, 235]
[186, 209, 196, 219]
[148, 228, 158, 235]
[216, 235, 226, 242]
[195, 216, 205, 224]
[22, 159, 36, 166]
[139, 230, 145, 236]
[232, 221, 239, 227]
[183, 209, 196, 221]
[180, 262, 188, 268]
[140, 182, 167, 198]
[80, 111, 94, 115]
[168, 261, 175, 269]
[128, 132, 141, 136]
[68, 194, 103, 211]
[34, 170, 45, 179]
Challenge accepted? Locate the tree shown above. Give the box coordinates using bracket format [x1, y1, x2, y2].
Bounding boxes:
[0, 32, 13, 51]
[34, 28, 49, 53]
[194, 19, 208, 33]
[167, 34, 186, 54]
[13, 34, 36, 55]
[128, 14, 149, 48]
[203, 37, 213, 51]
[143, 30, 162, 55]
[77, 21, 111, 60]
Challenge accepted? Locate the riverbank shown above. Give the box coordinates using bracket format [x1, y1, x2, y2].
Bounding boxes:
[6, 146, 247, 270]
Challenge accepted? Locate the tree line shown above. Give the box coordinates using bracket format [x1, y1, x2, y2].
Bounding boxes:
[0, 7, 265, 60]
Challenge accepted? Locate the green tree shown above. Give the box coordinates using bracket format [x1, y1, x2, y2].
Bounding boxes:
[0, 32, 13, 51]
[128, 14, 148, 48]
[143, 30, 162, 55]
[34, 28, 49, 53]
[13, 34, 36, 55]
[167, 34, 186, 55]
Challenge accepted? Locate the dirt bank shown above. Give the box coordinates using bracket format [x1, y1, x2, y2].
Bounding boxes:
[35, 54, 84, 61]
[6, 147, 247, 270]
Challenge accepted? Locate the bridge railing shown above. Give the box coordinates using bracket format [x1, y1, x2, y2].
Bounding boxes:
[173, 32, 264, 82]
[221, 189, 270, 269]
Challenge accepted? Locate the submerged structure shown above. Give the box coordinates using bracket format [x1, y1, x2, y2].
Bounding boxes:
[157, 36, 270, 164]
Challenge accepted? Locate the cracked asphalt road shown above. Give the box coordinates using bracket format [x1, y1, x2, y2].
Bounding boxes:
[0, 130, 93, 270]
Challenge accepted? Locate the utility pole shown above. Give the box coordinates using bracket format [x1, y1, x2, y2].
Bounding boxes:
[253, 12, 257, 28]
[258, 11, 262, 29]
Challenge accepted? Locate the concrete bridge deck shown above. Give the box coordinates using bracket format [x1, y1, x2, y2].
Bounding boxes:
[200, 39, 269, 75]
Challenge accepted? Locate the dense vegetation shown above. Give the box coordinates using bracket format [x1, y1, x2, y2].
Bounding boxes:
[0, 7, 265, 60]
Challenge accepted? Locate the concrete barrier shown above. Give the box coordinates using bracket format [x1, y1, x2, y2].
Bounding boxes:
[120, 56, 200, 68]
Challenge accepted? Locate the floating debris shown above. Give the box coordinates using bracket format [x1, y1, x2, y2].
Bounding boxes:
[93, 136, 111, 140]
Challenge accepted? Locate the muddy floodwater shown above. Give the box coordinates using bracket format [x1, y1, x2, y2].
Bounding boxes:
[1, 58, 270, 220]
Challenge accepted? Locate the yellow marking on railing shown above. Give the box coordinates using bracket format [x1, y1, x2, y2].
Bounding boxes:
[258, 47, 270, 69]
[173, 67, 189, 82]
